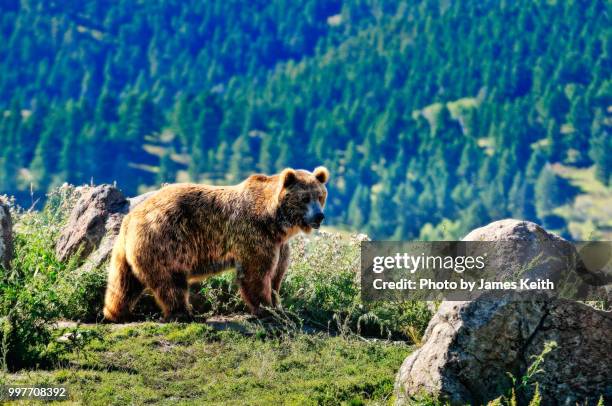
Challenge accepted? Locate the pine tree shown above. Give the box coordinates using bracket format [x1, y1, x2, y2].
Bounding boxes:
[507, 171, 537, 221]
[228, 135, 255, 182]
[368, 176, 398, 238]
[190, 92, 223, 174]
[526, 148, 547, 181]
[59, 128, 79, 185]
[258, 133, 279, 174]
[95, 91, 118, 123]
[0, 102, 22, 192]
[127, 93, 162, 145]
[461, 201, 491, 235]
[213, 141, 231, 176]
[457, 139, 481, 180]
[58, 102, 84, 185]
[347, 185, 370, 229]
[157, 150, 175, 185]
[188, 137, 206, 181]
[172, 95, 196, 150]
[545, 120, 563, 162]
[534, 164, 564, 219]
[392, 182, 419, 240]
[588, 111, 611, 185]
[29, 109, 64, 190]
[450, 180, 474, 210]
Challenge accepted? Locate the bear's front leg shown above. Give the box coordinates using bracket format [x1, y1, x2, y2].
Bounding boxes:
[271, 243, 290, 308]
[236, 249, 279, 316]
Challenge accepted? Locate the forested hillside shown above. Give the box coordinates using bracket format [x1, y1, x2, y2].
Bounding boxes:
[1, 0, 610, 240]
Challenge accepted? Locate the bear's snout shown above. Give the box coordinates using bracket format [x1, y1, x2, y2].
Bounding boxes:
[311, 212, 325, 228]
[304, 200, 325, 229]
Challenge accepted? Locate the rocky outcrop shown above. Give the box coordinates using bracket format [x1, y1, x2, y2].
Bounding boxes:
[395, 219, 612, 405]
[462, 219, 577, 285]
[395, 295, 612, 405]
[462, 219, 565, 242]
[55, 185, 156, 270]
[56, 185, 129, 265]
[463, 219, 609, 300]
[0, 197, 13, 269]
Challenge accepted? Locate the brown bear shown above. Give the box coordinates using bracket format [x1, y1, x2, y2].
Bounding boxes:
[103, 166, 329, 322]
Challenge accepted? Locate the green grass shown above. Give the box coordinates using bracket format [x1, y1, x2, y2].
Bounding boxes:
[1, 323, 411, 405]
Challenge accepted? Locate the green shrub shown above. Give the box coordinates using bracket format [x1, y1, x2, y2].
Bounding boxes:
[196, 272, 245, 315]
[198, 231, 432, 341]
[54, 265, 107, 321]
[282, 232, 432, 340]
[0, 186, 92, 370]
[0, 208, 67, 370]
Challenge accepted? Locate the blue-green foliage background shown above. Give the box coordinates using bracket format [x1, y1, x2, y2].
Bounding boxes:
[0, 0, 610, 239]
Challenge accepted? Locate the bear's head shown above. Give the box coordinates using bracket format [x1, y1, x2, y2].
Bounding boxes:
[277, 166, 329, 233]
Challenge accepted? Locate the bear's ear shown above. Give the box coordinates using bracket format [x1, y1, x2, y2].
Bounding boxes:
[280, 168, 298, 188]
[313, 166, 329, 184]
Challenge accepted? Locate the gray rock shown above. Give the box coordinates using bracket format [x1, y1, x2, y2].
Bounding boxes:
[128, 190, 158, 211]
[463, 219, 574, 285]
[395, 296, 612, 405]
[0, 197, 13, 269]
[463, 219, 609, 301]
[395, 219, 612, 405]
[462, 219, 565, 242]
[55, 186, 156, 270]
[55, 185, 129, 264]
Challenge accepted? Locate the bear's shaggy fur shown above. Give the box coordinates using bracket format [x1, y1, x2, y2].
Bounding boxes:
[103, 167, 329, 322]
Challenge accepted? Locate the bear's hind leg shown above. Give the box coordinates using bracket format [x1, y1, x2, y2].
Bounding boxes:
[149, 272, 193, 322]
[104, 258, 144, 322]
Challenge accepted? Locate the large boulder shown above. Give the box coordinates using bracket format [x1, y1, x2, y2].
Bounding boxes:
[395, 219, 612, 405]
[462, 219, 563, 241]
[56, 185, 129, 265]
[55, 185, 156, 270]
[394, 296, 611, 405]
[0, 197, 13, 269]
[463, 219, 576, 285]
[463, 219, 609, 300]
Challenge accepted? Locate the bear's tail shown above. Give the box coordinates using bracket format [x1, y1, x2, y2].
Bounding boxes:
[103, 221, 135, 322]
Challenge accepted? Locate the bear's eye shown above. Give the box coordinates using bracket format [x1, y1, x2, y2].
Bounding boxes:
[301, 196, 310, 204]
